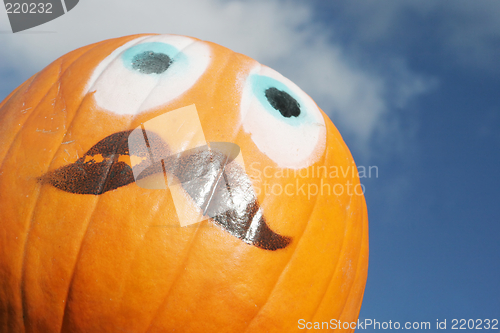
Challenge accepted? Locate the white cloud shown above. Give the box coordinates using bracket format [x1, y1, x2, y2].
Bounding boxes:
[0, 0, 434, 157]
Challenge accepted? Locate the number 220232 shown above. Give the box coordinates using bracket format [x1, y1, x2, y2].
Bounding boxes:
[5, 3, 53, 14]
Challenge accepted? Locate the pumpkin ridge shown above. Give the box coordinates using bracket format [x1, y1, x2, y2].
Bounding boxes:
[210, 48, 244, 140]
[58, 80, 142, 331]
[18, 186, 44, 333]
[311, 200, 367, 330]
[58, 193, 101, 332]
[346, 207, 369, 319]
[59, 130, 136, 332]
[110, 198, 170, 320]
[308, 193, 359, 324]
[142, 221, 205, 333]
[335, 201, 368, 322]
[307, 127, 365, 325]
[0, 68, 58, 174]
[247, 193, 324, 332]
[242, 148, 327, 332]
[20, 38, 137, 331]
[304, 135, 357, 325]
[17, 47, 105, 331]
[238, 62, 262, 133]
[142, 71, 215, 330]
[96, 137, 156, 318]
[0, 39, 106, 172]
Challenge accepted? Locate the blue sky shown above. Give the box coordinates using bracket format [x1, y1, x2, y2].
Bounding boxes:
[320, 2, 500, 329]
[1, 0, 499, 330]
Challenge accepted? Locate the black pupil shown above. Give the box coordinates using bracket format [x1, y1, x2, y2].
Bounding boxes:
[131, 51, 171, 74]
[265, 87, 301, 118]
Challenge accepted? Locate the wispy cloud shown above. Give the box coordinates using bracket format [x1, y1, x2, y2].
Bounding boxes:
[321, 0, 500, 71]
[0, 0, 435, 157]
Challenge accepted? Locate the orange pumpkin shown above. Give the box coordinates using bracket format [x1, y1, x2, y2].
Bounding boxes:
[0, 34, 368, 332]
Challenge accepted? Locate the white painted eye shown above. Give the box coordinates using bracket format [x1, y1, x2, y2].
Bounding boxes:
[240, 65, 326, 169]
[86, 35, 211, 116]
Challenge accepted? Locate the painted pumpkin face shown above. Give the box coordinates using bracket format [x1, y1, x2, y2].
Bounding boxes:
[0, 34, 368, 332]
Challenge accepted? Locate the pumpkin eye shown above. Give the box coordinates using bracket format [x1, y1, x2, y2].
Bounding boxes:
[86, 35, 211, 116]
[240, 66, 326, 169]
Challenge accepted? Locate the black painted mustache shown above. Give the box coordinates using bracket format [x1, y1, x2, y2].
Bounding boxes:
[40, 131, 291, 251]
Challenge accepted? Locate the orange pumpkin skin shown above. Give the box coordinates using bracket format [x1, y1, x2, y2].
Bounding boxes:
[0, 34, 368, 332]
